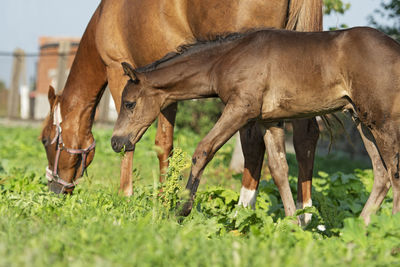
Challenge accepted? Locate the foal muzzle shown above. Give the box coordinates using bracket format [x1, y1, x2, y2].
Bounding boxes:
[111, 135, 135, 153]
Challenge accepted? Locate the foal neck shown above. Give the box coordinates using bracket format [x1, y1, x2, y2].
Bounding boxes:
[143, 45, 238, 101]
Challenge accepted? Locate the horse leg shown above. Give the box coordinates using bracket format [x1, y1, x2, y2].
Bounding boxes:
[292, 118, 319, 225]
[238, 122, 265, 208]
[262, 122, 297, 217]
[355, 120, 390, 224]
[369, 124, 400, 215]
[181, 105, 254, 216]
[355, 122, 390, 225]
[155, 103, 178, 183]
[392, 162, 400, 215]
[107, 66, 134, 196]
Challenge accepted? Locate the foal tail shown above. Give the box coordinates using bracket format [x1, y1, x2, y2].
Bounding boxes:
[286, 0, 323, 31]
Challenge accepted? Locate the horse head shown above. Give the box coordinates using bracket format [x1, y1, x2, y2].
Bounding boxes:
[111, 62, 166, 153]
[40, 86, 96, 194]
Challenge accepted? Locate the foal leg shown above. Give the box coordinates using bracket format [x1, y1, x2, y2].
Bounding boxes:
[155, 103, 178, 182]
[392, 160, 400, 214]
[238, 122, 265, 208]
[292, 118, 319, 225]
[108, 66, 134, 196]
[262, 122, 297, 217]
[181, 105, 254, 215]
[356, 122, 390, 225]
[370, 125, 400, 215]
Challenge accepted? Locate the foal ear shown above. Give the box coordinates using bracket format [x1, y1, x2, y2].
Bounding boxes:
[48, 85, 56, 108]
[122, 62, 140, 83]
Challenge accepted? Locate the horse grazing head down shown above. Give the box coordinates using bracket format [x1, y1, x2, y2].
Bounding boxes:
[40, 86, 96, 194]
[111, 62, 167, 153]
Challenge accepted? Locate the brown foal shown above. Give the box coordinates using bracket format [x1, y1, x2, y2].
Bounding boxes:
[40, 0, 321, 221]
[112, 27, 400, 223]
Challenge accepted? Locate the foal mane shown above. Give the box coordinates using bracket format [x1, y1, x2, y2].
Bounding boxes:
[135, 29, 268, 73]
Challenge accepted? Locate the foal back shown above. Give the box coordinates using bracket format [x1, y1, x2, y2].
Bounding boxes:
[211, 27, 400, 122]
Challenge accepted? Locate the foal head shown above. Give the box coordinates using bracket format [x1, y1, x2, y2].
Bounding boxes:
[111, 62, 166, 153]
[40, 86, 96, 194]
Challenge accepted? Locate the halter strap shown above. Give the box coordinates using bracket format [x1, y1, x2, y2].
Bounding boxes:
[46, 103, 96, 191]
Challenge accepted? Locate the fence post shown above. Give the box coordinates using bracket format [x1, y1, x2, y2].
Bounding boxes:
[7, 48, 25, 119]
[20, 54, 29, 120]
[97, 87, 110, 122]
[55, 41, 71, 93]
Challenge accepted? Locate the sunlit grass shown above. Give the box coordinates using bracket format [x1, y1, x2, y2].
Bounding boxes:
[0, 125, 399, 266]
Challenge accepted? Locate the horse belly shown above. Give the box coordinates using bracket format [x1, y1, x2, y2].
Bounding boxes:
[261, 86, 348, 121]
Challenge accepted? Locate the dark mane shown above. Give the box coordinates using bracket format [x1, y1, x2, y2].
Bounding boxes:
[135, 29, 268, 73]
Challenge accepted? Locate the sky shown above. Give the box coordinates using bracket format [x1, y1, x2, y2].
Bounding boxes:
[0, 0, 386, 86]
[324, 0, 384, 29]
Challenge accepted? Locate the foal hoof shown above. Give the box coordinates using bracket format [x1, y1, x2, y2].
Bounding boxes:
[177, 201, 193, 217]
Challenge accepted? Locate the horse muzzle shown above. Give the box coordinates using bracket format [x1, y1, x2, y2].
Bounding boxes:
[111, 135, 135, 153]
[48, 180, 70, 194]
[46, 166, 77, 194]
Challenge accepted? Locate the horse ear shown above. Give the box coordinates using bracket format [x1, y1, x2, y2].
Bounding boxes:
[122, 62, 140, 83]
[48, 85, 56, 108]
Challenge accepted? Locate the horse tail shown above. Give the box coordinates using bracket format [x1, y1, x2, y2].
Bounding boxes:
[286, 0, 323, 31]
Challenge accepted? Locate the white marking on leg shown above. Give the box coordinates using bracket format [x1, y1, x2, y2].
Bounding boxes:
[303, 199, 312, 208]
[238, 187, 257, 209]
[297, 199, 313, 227]
[303, 199, 312, 224]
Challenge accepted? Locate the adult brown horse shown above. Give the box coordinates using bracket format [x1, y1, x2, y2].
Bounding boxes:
[40, 0, 322, 220]
[112, 27, 400, 222]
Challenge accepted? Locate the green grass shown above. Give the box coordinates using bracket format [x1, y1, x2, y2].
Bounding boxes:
[0, 125, 399, 266]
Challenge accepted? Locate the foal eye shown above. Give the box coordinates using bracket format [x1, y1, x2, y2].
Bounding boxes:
[124, 101, 136, 110]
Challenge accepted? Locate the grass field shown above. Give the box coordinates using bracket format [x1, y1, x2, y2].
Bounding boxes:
[1, 124, 400, 266]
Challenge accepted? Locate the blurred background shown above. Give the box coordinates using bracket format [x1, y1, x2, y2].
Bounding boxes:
[0, 0, 398, 163]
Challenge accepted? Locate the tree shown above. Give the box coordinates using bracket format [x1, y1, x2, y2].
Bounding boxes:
[323, 0, 351, 15]
[323, 0, 351, 29]
[369, 0, 400, 41]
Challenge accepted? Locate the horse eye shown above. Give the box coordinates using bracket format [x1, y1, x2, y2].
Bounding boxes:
[124, 101, 136, 110]
[41, 138, 49, 146]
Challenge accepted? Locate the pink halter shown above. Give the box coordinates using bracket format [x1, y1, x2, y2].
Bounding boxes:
[46, 104, 96, 192]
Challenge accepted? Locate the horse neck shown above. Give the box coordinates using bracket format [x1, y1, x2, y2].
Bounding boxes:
[145, 47, 232, 102]
[60, 6, 107, 135]
[146, 62, 215, 103]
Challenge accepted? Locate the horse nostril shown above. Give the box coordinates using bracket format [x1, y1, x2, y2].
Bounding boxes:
[111, 135, 134, 153]
[111, 137, 121, 152]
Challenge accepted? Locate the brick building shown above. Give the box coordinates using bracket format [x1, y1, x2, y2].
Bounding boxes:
[34, 37, 80, 119]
